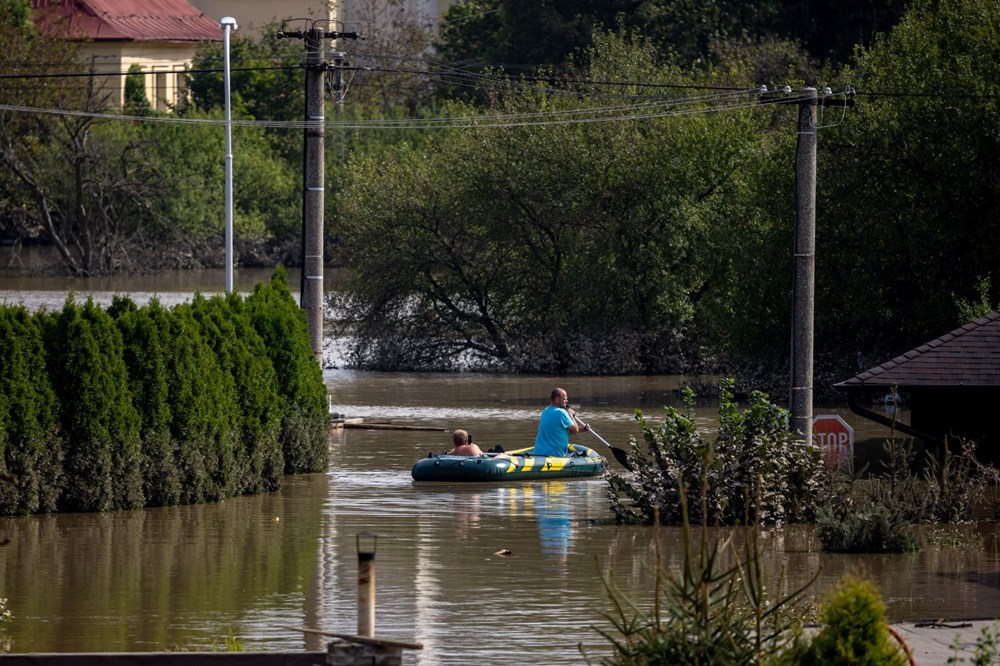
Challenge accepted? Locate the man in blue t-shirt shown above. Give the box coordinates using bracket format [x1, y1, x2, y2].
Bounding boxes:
[533, 387, 589, 457]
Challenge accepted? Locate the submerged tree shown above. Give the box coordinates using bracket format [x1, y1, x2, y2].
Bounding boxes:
[334, 31, 776, 373]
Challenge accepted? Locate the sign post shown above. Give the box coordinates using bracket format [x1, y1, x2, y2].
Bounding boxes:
[812, 415, 854, 466]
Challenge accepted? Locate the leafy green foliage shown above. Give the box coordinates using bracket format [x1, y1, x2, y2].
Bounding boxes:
[190, 293, 283, 493]
[0, 269, 325, 515]
[0, 306, 62, 514]
[589, 485, 815, 664]
[139, 112, 301, 259]
[434, 0, 905, 73]
[156, 302, 241, 503]
[186, 25, 304, 128]
[815, 431, 997, 552]
[124, 64, 151, 116]
[813, 0, 1000, 365]
[800, 576, 908, 665]
[109, 296, 180, 506]
[245, 267, 328, 473]
[607, 379, 824, 526]
[950, 622, 1000, 665]
[43, 298, 144, 512]
[336, 32, 774, 373]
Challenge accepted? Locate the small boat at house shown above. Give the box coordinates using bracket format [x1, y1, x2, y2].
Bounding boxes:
[411, 443, 606, 482]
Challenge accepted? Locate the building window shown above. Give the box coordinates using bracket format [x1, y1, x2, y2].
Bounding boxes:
[153, 68, 169, 111]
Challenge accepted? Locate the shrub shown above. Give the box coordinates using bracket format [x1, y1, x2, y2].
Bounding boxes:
[42, 297, 143, 512]
[799, 576, 908, 665]
[148, 302, 240, 503]
[588, 483, 815, 665]
[109, 296, 181, 506]
[607, 379, 824, 526]
[245, 267, 328, 474]
[815, 427, 998, 553]
[0, 306, 62, 514]
[191, 293, 283, 493]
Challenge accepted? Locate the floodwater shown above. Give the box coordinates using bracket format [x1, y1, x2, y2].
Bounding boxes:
[1, 270, 1000, 663]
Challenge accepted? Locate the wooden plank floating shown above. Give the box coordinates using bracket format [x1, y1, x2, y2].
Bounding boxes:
[343, 422, 447, 432]
[330, 417, 445, 432]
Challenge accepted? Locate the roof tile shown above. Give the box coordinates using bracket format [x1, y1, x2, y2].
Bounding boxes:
[33, 0, 221, 42]
[836, 311, 1000, 390]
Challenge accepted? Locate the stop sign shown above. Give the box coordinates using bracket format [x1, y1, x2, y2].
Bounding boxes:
[812, 415, 854, 466]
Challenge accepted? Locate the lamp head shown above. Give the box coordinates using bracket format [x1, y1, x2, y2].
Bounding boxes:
[220, 16, 238, 31]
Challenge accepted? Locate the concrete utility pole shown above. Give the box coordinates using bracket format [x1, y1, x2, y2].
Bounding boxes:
[301, 27, 326, 365]
[759, 86, 853, 444]
[278, 22, 359, 364]
[790, 87, 818, 445]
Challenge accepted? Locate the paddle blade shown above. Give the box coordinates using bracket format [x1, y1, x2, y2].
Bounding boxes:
[610, 445, 633, 471]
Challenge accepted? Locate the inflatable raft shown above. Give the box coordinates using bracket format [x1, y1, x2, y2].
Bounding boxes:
[411, 443, 606, 482]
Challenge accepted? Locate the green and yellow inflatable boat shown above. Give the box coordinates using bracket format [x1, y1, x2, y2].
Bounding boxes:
[411, 443, 606, 482]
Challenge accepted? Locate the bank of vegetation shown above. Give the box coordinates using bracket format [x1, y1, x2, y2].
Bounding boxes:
[593, 382, 996, 663]
[1, 0, 998, 394]
[607, 379, 998, 550]
[0, 268, 328, 515]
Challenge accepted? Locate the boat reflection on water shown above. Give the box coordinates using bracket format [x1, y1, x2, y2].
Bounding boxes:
[489, 481, 579, 572]
[426, 479, 587, 574]
[534, 482, 575, 569]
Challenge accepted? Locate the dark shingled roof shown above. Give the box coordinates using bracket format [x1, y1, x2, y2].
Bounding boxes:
[835, 311, 1000, 391]
[32, 0, 221, 43]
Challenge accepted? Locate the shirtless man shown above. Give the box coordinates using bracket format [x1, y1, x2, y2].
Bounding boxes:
[448, 429, 484, 456]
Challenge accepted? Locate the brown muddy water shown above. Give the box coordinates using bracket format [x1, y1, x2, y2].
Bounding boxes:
[1, 271, 1000, 663]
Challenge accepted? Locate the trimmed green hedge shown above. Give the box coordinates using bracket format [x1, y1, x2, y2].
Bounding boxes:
[0, 269, 328, 515]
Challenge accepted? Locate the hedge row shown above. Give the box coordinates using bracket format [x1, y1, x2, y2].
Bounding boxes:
[0, 268, 329, 515]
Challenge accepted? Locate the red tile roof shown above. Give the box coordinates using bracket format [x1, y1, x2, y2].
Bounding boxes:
[835, 311, 1000, 390]
[32, 0, 221, 43]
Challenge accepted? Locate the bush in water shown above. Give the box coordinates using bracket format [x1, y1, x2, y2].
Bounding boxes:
[245, 266, 328, 474]
[41, 297, 144, 512]
[588, 479, 816, 665]
[0, 268, 326, 515]
[0, 306, 62, 514]
[607, 378, 824, 526]
[156, 301, 240, 503]
[109, 296, 181, 506]
[191, 293, 283, 493]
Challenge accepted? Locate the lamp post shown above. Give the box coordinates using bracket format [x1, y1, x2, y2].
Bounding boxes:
[220, 16, 238, 293]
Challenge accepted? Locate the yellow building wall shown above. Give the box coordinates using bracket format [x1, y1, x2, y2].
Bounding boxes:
[78, 43, 201, 110]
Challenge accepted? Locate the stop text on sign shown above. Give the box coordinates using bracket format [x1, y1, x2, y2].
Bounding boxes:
[812, 414, 854, 466]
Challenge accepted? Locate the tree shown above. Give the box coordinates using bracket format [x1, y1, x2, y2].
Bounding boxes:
[139, 111, 301, 263]
[109, 296, 180, 506]
[0, 305, 62, 514]
[335, 31, 774, 373]
[0, 10, 176, 275]
[245, 268, 328, 473]
[41, 297, 144, 512]
[814, 0, 1000, 364]
[124, 64, 152, 116]
[190, 293, 283, 493]
[185, 22, 305, 163]
[433, 0, 902, 74]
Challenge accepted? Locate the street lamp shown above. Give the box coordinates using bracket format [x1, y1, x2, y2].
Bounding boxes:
[220, 16, 238, 293]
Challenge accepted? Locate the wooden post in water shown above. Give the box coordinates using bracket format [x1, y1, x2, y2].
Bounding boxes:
[357, 532, 376, 637]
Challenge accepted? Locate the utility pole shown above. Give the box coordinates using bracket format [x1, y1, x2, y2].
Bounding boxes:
[790, 87, 818, 445]
[760, 86, 853, 445]
[278, 21, 360, 365]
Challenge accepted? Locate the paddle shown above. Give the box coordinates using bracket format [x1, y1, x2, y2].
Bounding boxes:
[573, 416, 634, 471]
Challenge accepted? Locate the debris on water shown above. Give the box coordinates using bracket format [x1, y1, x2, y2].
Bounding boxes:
[494, 549, 512, 557]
